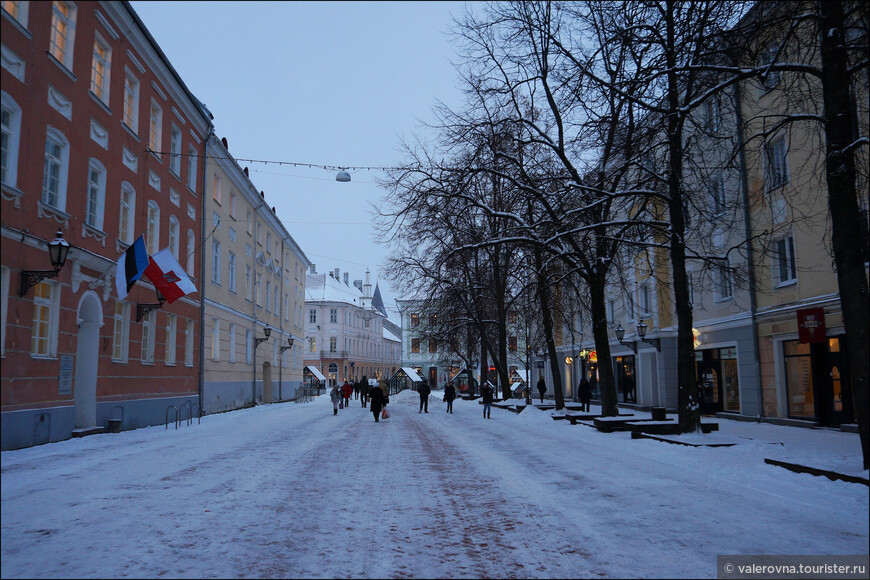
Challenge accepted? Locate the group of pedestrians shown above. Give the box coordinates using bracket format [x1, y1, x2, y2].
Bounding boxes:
[330, 377, 388, 422]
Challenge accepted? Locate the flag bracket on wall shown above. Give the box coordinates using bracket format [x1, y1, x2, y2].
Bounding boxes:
[136, 289, 166, 322]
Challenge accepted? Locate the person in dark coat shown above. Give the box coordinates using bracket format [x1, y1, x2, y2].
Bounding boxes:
[418, 378, 431, 413]
[359, 376, 369, 407]
[579, 377, 592, 413]
[341, 380, 353, 408]
[481, 381, 494, 419]
[369, 380, 385, 422]
[537, 376, 547, 404]
[443, 382, 456, 414]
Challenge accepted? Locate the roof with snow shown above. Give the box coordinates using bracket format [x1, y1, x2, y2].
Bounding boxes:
[383, 327, 400, 342]
[305, 273, 363, 306]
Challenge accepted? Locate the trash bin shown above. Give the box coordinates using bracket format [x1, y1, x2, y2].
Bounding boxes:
[651, 406, 667, 421]
[107, 419, 122, 433]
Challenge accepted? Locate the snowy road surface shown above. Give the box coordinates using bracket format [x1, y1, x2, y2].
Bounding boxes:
[2, 390, 867, 579]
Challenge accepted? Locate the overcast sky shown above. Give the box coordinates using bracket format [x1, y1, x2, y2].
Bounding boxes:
[130, 1, 471, 313]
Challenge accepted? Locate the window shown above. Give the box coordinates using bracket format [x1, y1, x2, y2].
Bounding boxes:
[246, 329, 253, 363]
[715, 260, 732, 300]
[186, 230, 195, 276]
[185, 319, 194, 366]
[626, 291, 635, 320]
[776, 235, 797, 284]
[767, 137, 788, 190]
[228, 323, 236, 362]
[266, 232, 272, 253]
[31, 281, 58, 357]
[50, 1, 76, 71]
[329, 337, 337, 353]
[638, 282, 651, 316]
[149, 101, 162, 154]
[213, 174, 222, 204]
[283, 294, 288, 321]
[228, 252, 236, 293]
[607, 300, 616, 324]
[705, 95, 721, 133]
[410, 313, 419, 327]
[509, 336, 518, 351]
[429, 313, 438, 326]
[709, 175, 725, 215]
[141, 310, 156, 363]
[245, 265, 252, 300]
[309, 337, 316, 353]
[508, 310, 518, 325]
[273, 288, 279, 314]
[186, 145, 197, 191]
[211, 240, 221, 284]
[169, 126, 181, 176]
[330, 308, 338, 323]
[760, 44, 780, 91]
[42, 128, 69, 210]
[429, 339, 437, 353]
[165, 313, 176, 365]
[255, 273, 261, 306]
[2, 1, 29, 28]
[85, 159, 106, 230]
[118, 182, 135, 244]
[230, 193, 237, 219]
[168, 216, 180, 260]
[122, 71, 139, 132]
[687, 273, 695, 305]
[90, 33, 111, 104]
[411, 338, 420, 353]
[246, 209, 253, 236]
[146, 201, 159, 255]
[111, 302, 129, 362]
[1, 92, 22, 188]
[309, 309, 316, 323]
[210, 317, 220, 361]
[265, 280, 271, 312]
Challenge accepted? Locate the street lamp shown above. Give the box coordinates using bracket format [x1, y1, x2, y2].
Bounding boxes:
[636, 321, 661, 351]
[252, 325, 271, 405]
[615, 323, 638, 354]
[19, 229, 71, 296]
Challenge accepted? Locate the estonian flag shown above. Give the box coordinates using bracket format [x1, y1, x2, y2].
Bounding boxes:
[144, 248, 197, 304]
[115, 235, 149, 300]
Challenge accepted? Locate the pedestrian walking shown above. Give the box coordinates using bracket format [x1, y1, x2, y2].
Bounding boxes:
[443, 381, 456, 414]
[354, 381, 360, 400]
[537, 376, 547, 404]
[359, 376, 369, 407]
[368, 381, 385, 422]
[481, 381, 494, 419]
[342, 380, 353, 408]
[579, 377, 591, 413]
[418, 378, 431, 413]
[330, 385, 341, 416]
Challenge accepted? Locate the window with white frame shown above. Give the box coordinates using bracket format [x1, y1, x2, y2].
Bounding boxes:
[776, 235, 797, 285]
[283, 293, 288, 321]
[309, 309, 316, 323]
[246, 329, 253, 363]
[715, 260, 732, 300]
[638, 282, 651, 316]
[118, 182, 135, 244]
[1, 92, 22, 188]
[230, 193, 237, 219]
[85, 159, 106, 230]
[709, 174, 725, 215]
[228, 252, 236, 293]
[705, 95, 721, 133]
[213, 174, 222, 204]
[186, 145, 197, 191]
[255, 273, 261, 306]
[90, 32, 111, 104]
[122, 71, 139, 133]
[625, 292, 635, 320]
[607, 299, 616, 324]
[309, 337, 316, 352]
[265, 280, 271, 312]
[149, 100, 162, 154]
[165, 313, 176, 365]
[49, 1, 76, 71]
[228, 323, 236, 362]
[168, 215, 179, 260]
[329, 337, 337, 353]
[42, 128, 69, 210]
[141, 310, 156, 363]
[211, 317, 220, 361]
[111, 301, 129, 362]
[2, 1, 30, 28]
[245, 265, 252, 300]
[146, 201, 159, 255]
[185, 318, 194, 366]
[169, 125, 181, 176]
[759, 44, 780, 91]
[186, 229, 195, 276]
[766, 136, 788, 190]
[246, 209, 253, 236]
[31, 281, 59, 357]
[211, 240, 221, 284]
[330, 308, 337, 323]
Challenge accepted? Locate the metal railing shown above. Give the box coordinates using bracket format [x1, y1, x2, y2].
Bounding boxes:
[166, 400, 201, 429]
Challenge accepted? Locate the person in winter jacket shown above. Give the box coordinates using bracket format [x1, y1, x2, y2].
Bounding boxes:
[443, 382, 456, 414]
[369, 380, 386, 422]
[341, 381, 353, 408]
[481, 381, 494, 419]
[329, 386, 342, 416]
[359, 376, 369, 407]
[418, 378, 431, 413]
[579, 377, 592, 412]
[537, 376, 547, 404]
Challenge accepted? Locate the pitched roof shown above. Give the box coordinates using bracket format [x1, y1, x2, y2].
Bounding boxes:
[305, 273, 363, 306]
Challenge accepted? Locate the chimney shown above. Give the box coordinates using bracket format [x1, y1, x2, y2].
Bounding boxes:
[310, 264, 317, 274]
[221, 137, 228, 150]
[353, 279, 363, 292]
[343, 273, 349, 286]
[334, 268, 340, 280]
[243, 167, 248, 177]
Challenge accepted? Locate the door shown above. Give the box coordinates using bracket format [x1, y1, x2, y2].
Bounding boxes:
[814, 336, 852, 426]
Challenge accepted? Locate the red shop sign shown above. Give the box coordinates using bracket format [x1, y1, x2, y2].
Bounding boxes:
[797, 308, 826, 343]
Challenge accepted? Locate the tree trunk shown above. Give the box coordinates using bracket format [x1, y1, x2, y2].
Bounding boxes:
[535, 247, 564, 409]
[819, 0, 869, 469]
[589, 270, 619, 416]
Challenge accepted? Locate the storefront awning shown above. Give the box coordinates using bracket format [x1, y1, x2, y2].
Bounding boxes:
[305, 366, 326, 381]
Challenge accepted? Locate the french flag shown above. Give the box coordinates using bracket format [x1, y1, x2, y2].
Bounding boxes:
[144, 248, 197, 304]
[115, 236, 149, 301]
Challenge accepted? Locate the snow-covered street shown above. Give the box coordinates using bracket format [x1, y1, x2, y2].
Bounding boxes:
[2, 390, 867, 579]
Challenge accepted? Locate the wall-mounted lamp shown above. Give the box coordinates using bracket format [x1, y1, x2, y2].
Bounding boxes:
[636, 322, 661, 351]
[614, 323, 638, 354]
[279, 337, 295, 353]
[255, 325, 272, 348]
[19, 229, 71, 297]
[136, 288, 166, 322]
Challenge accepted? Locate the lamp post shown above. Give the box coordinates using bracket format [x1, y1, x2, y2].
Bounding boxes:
[636, 321, 661, 351]
[252, 325, 271, 405]
[615, 323, 638, 354]
[278, 336, 294, 401]
[19, 229, 71, 296]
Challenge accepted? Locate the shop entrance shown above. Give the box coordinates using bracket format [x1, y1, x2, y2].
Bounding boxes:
[783, 336, 852, 426]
